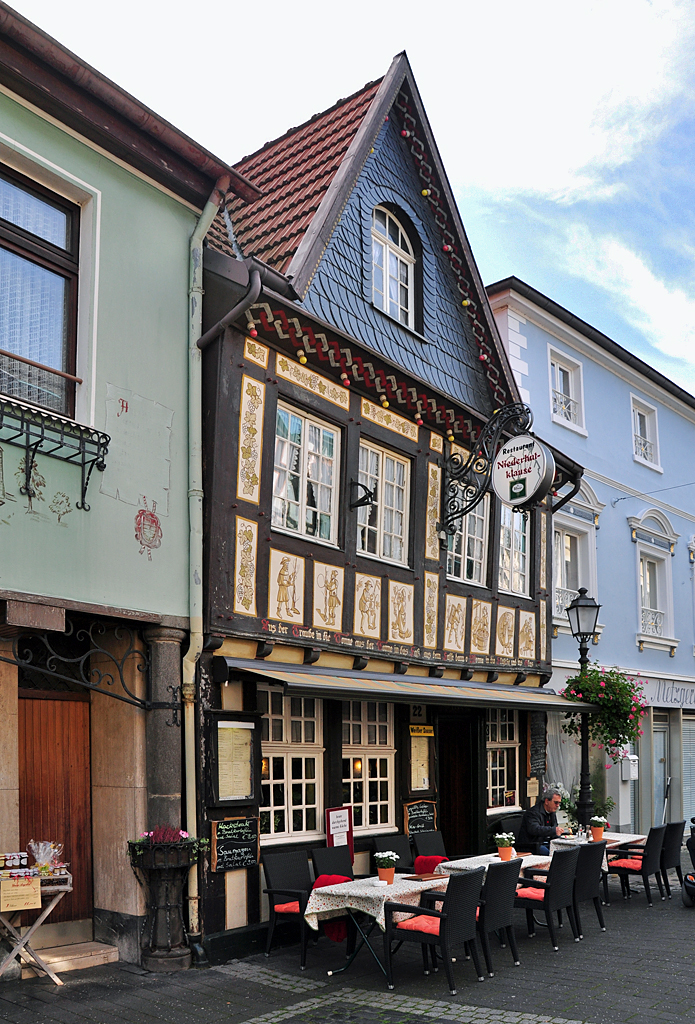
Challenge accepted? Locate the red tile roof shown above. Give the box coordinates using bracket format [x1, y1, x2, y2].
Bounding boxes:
[214, 79, 382, 271]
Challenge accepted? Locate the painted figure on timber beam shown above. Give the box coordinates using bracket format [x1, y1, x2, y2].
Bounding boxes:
[276, 557, 300, 618]
[316, 569, 341, 626]
[358, 579, 377, 632]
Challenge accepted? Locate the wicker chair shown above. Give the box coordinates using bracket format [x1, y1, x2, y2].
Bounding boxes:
[659, 820, 685, 898]
[477, 858, 521, 976]
[573, 840, 607, 938]
[413, 832, 448, 860]
[262, 851, 313, 969]
[383, 865, 485, 994]
[374, 834, 414, 873]
[311, 845, 358, 880]
[514, 846, 580, 950]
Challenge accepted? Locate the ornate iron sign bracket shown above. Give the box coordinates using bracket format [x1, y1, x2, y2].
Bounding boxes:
[440, 403, 533, 535]
[0, 397, 109, 512]
[0, 617, 181, 724]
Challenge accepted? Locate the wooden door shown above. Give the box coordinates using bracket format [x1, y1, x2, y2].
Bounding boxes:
[19, 693, 93, 923]
[436, 712, 485, 857]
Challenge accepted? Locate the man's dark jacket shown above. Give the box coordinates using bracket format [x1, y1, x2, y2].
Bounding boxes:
[517, 801, 558, 847]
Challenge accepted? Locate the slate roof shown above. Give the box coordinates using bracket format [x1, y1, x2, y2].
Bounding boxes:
[209, 80, 383, 271]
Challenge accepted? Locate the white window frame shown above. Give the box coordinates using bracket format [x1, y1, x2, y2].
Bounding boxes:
[371, 206, 415, 327]
[628, 509, 679, 655]
[547, 345, 587, 436]
[447, 493, 489, 587]
[485, 709, 520, 812]
[551, 484, 603, 634]
[630, 394, 662, 472]
[342, 700, 396, 834]
[258, 686, 324, 845]
[498, 504, 529, 597]
[272, 402, 340, 546]
[356, 440, 410, 565]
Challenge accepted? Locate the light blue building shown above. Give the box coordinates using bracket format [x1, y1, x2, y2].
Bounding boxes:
[487, 277, 695, 833]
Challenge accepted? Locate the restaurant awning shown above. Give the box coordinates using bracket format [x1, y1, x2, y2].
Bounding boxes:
[219, 658, 596, 712]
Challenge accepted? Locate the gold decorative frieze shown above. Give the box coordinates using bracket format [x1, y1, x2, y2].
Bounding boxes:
[233, 517, 258, 617]
[496, 607, 516, 657]
[268, 549, 305, 623]
[519, 610, 536, 659]
[540, 599, 548, 662]
[423, 572, 439, 649]
[275, 353, 350, 409]
[361, 399, 418, 441]
[243, 337, 269, 368]
[313, 562, 344, 630]
[539, 511, 547, 591]
[425, 462, 441, 561]
[444, 595, 467, 653]
[388, 581, 414, 643]
[470, 599, 492, 655]
[354, 573, 382, 638]
[430, 432, 443, 453]
[237, 375, 265, 504]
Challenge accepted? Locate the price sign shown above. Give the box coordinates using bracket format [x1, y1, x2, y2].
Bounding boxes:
[0, 876, 41, 912]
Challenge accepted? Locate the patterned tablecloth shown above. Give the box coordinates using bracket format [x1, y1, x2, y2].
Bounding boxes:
[304, 875, 449, 933]
[435, 853, 551, 876]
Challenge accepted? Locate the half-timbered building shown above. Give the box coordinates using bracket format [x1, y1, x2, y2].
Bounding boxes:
[197, 53, 584, 959]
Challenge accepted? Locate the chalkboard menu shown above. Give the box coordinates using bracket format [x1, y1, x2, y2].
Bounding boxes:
[404, 799, 437, 835]
[212, 817, 259, 872]
[528, 712, 547, 777]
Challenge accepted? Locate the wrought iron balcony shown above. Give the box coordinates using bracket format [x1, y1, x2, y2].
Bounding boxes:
[634, 434, 654, 463]
[552, 390, 578, 424]
[554, 586, 579, 618]
[641, 607, 664, 636]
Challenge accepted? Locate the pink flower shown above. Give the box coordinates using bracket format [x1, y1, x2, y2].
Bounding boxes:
[598, 744, 603, 749]
[629, 714, 634, 720]
[570, 690, 576, 695]
[180, 831, 189, 838]
[605, 764, 611, 769]
[600, 681, 606, 687]
[639, 730, 644, 736]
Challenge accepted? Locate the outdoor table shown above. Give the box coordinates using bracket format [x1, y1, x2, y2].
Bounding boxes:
[304, 874, 449, 979]
[435, 852, 551, 876]
[0, 874, 73, 986]
[551, 833, 647, 872]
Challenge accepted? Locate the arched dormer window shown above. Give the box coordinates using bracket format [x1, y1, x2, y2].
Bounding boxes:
[371, 206, 414, 326]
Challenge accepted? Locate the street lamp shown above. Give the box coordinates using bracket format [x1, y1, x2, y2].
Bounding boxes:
[566, 587, 601, 828]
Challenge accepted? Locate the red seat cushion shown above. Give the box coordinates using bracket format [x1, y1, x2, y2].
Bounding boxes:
[515, 886, 545, 901]
[414, 855, 449, 874]
[312, 874, 352, 889]
[397, 914, 440, 935]
[608, 858, 643, 870]
[274, 900, 300, 913]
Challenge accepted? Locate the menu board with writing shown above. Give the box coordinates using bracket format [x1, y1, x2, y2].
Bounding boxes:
[528, 712, 547, 777]
[217, 722, 254, 801]
[212, 817, 259, 872]
[0, 876, 41, 912]
[404, 799, 437, 835]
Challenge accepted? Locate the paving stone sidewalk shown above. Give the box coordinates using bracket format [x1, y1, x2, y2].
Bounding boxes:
[0, 872, 691, 1024]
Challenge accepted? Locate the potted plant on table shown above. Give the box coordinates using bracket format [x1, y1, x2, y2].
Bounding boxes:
[374, 850, 399, 884]
[128, 825, 209, 971]
[590, 815, 609, 842]
[494, 832, 516, 861]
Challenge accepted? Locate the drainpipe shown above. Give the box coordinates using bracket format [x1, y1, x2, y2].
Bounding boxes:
[183, 173, 230, 950]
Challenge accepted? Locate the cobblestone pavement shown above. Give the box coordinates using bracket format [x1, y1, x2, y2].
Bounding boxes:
[0, 871, 692, 1024]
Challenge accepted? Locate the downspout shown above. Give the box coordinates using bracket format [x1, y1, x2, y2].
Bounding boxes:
[183, 173, 230, 947]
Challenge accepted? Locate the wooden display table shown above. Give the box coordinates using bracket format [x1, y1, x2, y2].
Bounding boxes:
[0, 874, 73, 986]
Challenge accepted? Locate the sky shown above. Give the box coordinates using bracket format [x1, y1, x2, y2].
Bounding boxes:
[10, 0, 695, 393]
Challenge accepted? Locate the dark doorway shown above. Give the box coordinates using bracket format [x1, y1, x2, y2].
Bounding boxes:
[436, 711, 485, 857]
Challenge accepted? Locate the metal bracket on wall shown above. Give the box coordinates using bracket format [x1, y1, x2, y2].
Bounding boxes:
[0, 397, 109, 511]
[0, 616, 181, 720]
[349, 479, 375, 510]
[440, 403, 532, 535]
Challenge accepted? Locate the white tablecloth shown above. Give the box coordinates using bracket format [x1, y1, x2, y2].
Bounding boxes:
[304, 875, 449, 932]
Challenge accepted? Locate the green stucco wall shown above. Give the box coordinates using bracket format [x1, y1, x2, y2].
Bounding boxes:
[0, 89, 197, 621]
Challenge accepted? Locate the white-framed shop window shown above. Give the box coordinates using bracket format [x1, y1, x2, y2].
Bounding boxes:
[272, 403, 340, 544]
[498, 504, 529, 596]
[548, 346, 586, 435]
[342, 701, 395, 832]
[628, 509, 679, 655]
[357, 442, 409, 564]
[371, 206, 415, 327]
[485, 708, 520, 810]
[258, 687, 324, 843]
[447, 493, 489, 586]
[630, 395, 661, 471]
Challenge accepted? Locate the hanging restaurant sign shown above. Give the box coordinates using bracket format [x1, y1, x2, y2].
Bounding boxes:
[491, 435, 555, 509]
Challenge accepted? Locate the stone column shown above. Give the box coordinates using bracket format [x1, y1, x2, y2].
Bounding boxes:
[144, 627, 186, 829]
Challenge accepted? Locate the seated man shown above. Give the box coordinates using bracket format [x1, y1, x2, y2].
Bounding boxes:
[517, 787, 565, 855]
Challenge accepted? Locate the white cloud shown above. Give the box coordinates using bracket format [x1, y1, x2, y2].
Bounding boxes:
[562, 224, 695, 370]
